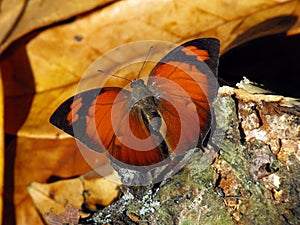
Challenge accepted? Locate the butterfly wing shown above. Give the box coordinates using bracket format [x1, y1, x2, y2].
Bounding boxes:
[111, 105, 167, 166]
[50, 87, 166, 166]
[50, 38, 220, 167]
[148, 38, 220, 154]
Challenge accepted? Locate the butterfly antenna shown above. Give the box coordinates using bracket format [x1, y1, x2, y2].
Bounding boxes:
[137, 46, 153, 79]
[97, 69, 132, 82]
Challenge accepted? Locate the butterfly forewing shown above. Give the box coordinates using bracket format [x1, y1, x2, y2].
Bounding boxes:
[148, 38, 220, 153]
[50, 88, 125, 153]
[51, 87, 168, 166]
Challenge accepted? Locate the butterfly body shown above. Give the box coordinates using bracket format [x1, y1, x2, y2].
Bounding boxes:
[50, 38, 220, 184]
[130, 79, 163, 134]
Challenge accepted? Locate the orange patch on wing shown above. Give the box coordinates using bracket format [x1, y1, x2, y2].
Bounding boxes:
[89, 90, 120, 149]
[67, 97, 83, 124]
[153, 61, 211, 101]
[182, 46, 209, 61]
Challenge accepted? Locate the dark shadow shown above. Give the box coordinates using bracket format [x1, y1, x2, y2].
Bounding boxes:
[1, 33, 37, 225]
[1, 32, 38, 134]
[3, 135, 16, 225]
[46, 175, 80, 183]
[228, 15, 298, 50]
[219, 32, 300, 98]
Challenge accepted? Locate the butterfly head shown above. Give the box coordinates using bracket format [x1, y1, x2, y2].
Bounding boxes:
[130, 79, 145, 88]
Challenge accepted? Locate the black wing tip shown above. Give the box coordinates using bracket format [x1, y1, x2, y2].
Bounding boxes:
[50, 114, 75, 137]
[49, 96, 75, 136]
[182, 38, 220, 48]
[182, 38, 220, 58]
[188, 38, 220, 77]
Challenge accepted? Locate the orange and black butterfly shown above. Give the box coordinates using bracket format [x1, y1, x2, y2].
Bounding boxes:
[50, 38, 220, 170]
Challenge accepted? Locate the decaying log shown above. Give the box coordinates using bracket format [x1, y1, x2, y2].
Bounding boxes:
[81, 78, 300, 225]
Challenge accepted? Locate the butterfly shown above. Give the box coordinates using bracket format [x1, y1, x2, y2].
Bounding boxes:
[50, 38, 220, 172]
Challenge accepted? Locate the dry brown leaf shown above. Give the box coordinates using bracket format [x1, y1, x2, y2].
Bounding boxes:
[10, 136, 109, 224]
[0, 0, 25, 48]
[1, 0, 300, 224]
[82, 171, 121, 208]
[0, 0, 115, 53]
[28, 173, 120, 221]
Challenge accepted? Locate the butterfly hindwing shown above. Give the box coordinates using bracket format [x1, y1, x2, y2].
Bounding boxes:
[112, 106, 167, 166]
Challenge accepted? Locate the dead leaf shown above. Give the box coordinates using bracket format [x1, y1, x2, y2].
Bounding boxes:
[1, 0, 300, 224]
[0, 0, 25, 49]
[10, 136, 109, 224]
[0, 0, 115, 53]
[28, 172, 120, 222]
[82, 171, 121, 209]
